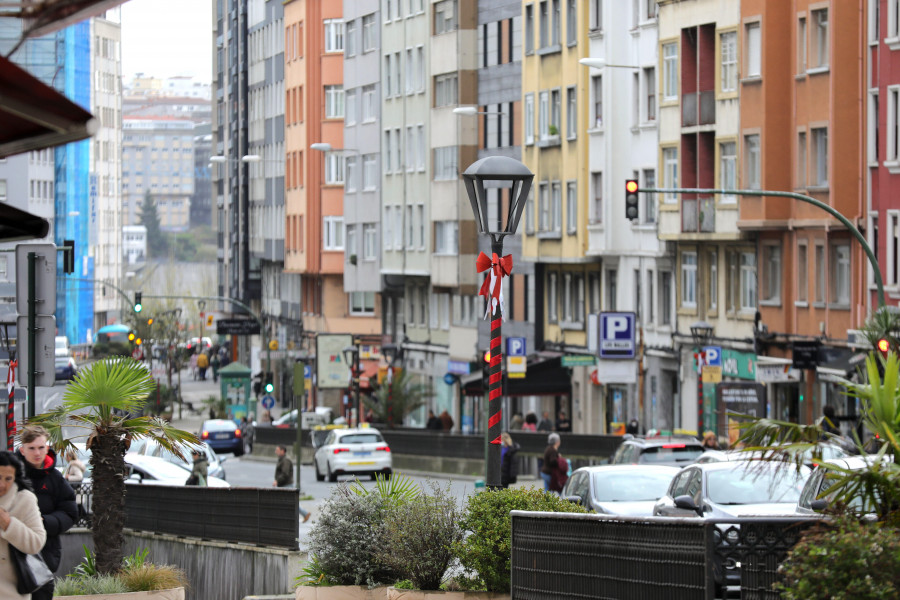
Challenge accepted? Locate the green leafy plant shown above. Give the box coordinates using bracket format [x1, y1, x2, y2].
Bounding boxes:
[350, 472, 419, 507]
[775, 515, 900, 600]
[122, 547, 151, 571]
[364, 369, 433, 427]
[452, 486, 589, 593]
[55, 574, 130, 595]
[72, 544, 97, 578]
[393, 579, 415, 590]
[295, 555, 334, 587]
[548, 124, 559, 136]
[378, 482, 464, 590]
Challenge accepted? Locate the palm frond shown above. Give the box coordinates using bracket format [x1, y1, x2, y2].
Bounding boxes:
[119, 417, 199, 460]
[62, 358, 156, 415]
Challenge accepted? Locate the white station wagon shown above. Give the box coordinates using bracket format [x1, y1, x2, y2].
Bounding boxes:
[314, 428, 392, 482]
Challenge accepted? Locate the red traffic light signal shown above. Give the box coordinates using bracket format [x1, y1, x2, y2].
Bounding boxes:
[483, 350, 491, 363]
[625, 179, 639, 221]
[877, 338, 890, 357]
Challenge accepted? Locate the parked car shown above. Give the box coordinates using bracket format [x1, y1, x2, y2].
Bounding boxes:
[313, 427, 392, 482]
[124, 453, 229, 487]
[55, 335, 69, 357]
[200, 419, 244, 456]
[562, 464, 680, 516]
[138, 439, 226, 481]
[609, 435, 705, 466]
[55, 356, 78, 381]
[695, 443, 850, 467]
[796, 455, 886, 517]
[272, 409, 298, 428]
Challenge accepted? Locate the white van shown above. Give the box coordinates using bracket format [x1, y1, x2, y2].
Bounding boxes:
[55, 336, 70, 357]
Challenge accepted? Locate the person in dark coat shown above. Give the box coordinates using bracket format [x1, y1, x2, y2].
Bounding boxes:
[17, 425, 77, 600]
[541, 433, 561, 491]
[426, 410, 443, 430]
[500, 432, 520, 488]
[439, 410, 454, 431]
[537, 411, 554, 432]
[274, 445, 310, 522]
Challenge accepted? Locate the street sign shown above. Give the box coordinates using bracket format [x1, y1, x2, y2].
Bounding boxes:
[443, 373, 458, 385]
[792, 341, 820, 370]
[703, 346, 722, 367]
[15, 243, 56, 315]
[15, 315, 55, 388]
[702, 365, 723, 383]
[599, 312, 636, 359]
[507, 337, 526, 356]
[216, 318, 261, 335]
[448, 360, 471, 375]
[261, 394, 275, 409]
[561, 355, 597, 367]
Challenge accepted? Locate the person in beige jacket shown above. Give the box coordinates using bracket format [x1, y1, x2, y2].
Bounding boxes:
[0, 450, 48, 599]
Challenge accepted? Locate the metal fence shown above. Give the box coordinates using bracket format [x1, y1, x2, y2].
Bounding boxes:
[510, 511, 820, 600]
[74, 483, 300, 549]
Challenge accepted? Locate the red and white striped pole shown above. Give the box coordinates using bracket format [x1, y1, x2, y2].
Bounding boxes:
[6, 360, 16, 450]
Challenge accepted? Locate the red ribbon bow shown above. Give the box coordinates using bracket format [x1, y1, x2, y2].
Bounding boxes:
[476, 252, 513, 318]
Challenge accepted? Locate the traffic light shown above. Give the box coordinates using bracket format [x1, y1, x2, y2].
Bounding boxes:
[264, 372, 274, 394]
[625, 179, 639, 221]
[147, 317, 154, 326]
[134, 292, 143, 313]
[135, 337, 142, 346]
[877, 338, 890, 358]
[128, 332, 135, 342]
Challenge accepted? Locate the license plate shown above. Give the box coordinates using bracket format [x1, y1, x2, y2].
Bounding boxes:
[214, 433, 230, 440]
[354, 451, 371, 457]
[349, 461, 376, 466]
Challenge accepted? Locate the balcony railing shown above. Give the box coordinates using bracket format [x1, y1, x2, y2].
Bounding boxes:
[682, 92, 698, 127]
[699, 90, 716, 125]
[682, 197, 716, 233]
[682, 91, 716, 127]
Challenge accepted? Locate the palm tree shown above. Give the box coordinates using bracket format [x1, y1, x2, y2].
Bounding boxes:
[29, 358, 198, 574]
[363, 368, 432, 428]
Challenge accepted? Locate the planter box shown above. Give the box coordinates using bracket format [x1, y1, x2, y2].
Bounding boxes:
[56, 588, 185, 600]
[387, 590, 509, 600]
[296, 586, 388, 600]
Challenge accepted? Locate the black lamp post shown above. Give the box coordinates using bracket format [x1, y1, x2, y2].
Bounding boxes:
[295, 350, 311, 491]
[381, 343, 403, 429]
[462, 156, 534, 489]
[342, 344, 361, 426]
[690, 321, 714, 435]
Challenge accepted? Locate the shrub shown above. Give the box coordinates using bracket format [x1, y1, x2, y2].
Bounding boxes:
[54, 574, 130, 595]
[452, 486, 589, 593]
[378, 482, 464, 590]
[118, 564, 189, 592]
[307, 482, 405, 586]
[775, 515, 900, 600]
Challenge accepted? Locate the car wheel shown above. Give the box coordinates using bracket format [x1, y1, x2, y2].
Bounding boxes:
[314, 459, 325, 482]
[327, 461, 337, 483]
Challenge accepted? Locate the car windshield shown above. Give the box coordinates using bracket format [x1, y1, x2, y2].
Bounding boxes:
[707, 466, 809, 505]
[205, 421, 237, 432]
[593, 471, 676, 502]
[338, 433, 384, 445]
[640, 446, 704, 464]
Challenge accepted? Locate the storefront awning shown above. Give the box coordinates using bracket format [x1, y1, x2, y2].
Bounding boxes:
[817, 348, 868, 379]
[461, 355, 572, 397]
[0, 202, 50, 242]
[0, 55, 97, 159]
[5, 0, 129, 39]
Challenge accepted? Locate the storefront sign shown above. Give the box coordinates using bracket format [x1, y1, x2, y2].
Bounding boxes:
[756, 364, 802, 383]
[702, 365, 722, 383]
[721, 349, 756, 380]
[561, 355, 597, 367]
[448, 360, 471, 375]
[316, 334, 353, 389]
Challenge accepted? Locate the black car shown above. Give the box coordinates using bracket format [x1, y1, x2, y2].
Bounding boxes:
[609, 435, 705, 466]
[55, 356, 78, 381]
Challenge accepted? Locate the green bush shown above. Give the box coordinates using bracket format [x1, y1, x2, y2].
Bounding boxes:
[452, 486, 589, 593]
[775, 515, 900, 600]
[378, 482, 464, 590]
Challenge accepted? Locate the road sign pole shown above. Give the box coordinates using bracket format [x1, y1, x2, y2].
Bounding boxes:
[27, 252, 36, 420]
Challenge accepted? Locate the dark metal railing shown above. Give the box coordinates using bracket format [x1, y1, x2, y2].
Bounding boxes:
[510, 511, 821, 600]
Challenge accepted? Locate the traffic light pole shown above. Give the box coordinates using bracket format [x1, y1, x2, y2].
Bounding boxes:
[27, 252, 36, 420]
[638, 187, 886, 308]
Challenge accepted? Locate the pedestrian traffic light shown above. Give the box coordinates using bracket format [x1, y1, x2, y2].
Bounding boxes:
[625, 179, 639, 221]
[877, 338, 890, 358]
[134, 292, 142, 313]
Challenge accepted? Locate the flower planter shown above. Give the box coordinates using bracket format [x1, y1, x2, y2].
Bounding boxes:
[56, 588, 185, 600]
[296, 586, 388, 600]
[387, 589, 510, 600]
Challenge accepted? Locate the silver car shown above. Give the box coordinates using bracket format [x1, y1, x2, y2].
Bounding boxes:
[562, 465, 679, 516]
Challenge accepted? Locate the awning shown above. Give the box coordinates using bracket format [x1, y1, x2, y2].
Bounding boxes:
[817, 348, 868, 379]
[0, 55, 97, 159]
[5, 0, 129, 39]
[97, 323, 131, 334]
[0, 202, 50, 242]
[462, 355, 572, 397]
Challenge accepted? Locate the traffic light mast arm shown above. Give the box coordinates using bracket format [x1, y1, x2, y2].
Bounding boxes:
[639, 186, 886, 309]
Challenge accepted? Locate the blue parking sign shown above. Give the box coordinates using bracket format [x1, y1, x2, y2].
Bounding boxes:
[507, 337, 526, 356]
[599, 312, 636, 359]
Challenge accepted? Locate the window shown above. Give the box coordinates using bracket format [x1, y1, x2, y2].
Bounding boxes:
[797, 131, 807, 187]
[417, 204, 425, 248]
[812, 9, 828, 68]
[797, 242, 808, 302]
[815, 244, 826, 303]
[525, 188, 535, 234]
[392, 52, 401, 96]
[435, 221, 459, 254]
[719, 141, 736, 201]
[590, 172, 602, 224]
[566, 87, 577, 139]
[434, 73, 458, 107]
[323, 216, 344, 250]
[383, 55, 392, 97]
[324, 85, 344, 118]
[889, 88, 900, 162]
[434, 0, 457, 34]
[346, 90, 357, 125]
[744, 134, 760, 190]
[550, 89, 561, 134]
[525, 5, 534, 54]
[552, 0, 560, 45]
[363, 224, 377, 260]
[362, 85, 376, 121]
[590, 0, 602, 30]
[566, 0, 576, 45]
[720, 32, 737, 91]
[811, 127, 828, 187]
[644, 67, 656, 121]
[346, 20, 357, 56]
[525, 93, 535, 144]
[891, 212, 900, 287]
[539, 182, 549, 231]
[0, 179, 6, 202]
[566, 181, 577, 233]
[362, 14, 376, 51]
[889, 0, 899, 39]
[869, 90, 880, 164]
[646, 0, 656, 19]
[548, 272, 558, 322]
[394, 206, 403, 247]
[416, 46, 425, 92]
[552, 182, 562, 232]
[350, 292, 375, 314]
[663, 43, 678, 100]
[745, 23, 760, 78]
[539, 91, 549, 139]
[708, 252, 718, 310]
[642, 169, 656, 223]
[660, 271, 672, 326]
[681, 252, 697, 308]
[345, 225, 357, 258]
[831, 243, 850, 305]
[433, 146, 458, 180]
[740, 252, 757, 311]
[663, 147, 678, 202]
[417, 124, 426, 170]
[540, 1, 549, 48]
[384, 207, 393, 250]
[798, 17, 807, 73]
[592, 76, 603, 127]
[363, 154, 377, 190]
[762, 244, 782, 303]
[324, 19, 344, 52]
[562, 273, 573, 321]
[646, 270, 655, 323]
[324, 153, 344, 184]
[383, 131, 392, 173]
[345, 157, 358, 192]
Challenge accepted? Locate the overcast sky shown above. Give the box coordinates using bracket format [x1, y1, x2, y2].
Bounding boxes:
[120, 0, 213, 83]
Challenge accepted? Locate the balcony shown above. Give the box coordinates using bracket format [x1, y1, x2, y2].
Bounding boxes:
[682, 197, 715, 233]
[681, 91, 716, 127]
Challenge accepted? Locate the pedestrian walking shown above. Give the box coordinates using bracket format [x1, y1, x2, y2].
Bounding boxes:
[189, 353, 198, 380]
[701, 431, 720, 450]
[555, 410, 572, 432]
[439, 410, 454, 431]
[211, 353, 221, 383]
[274, 445, 311, 523]
[0, 450, 47, 600]
[522, 413, 538, 432]
[196, 352, 209, 381]
[426, 410, 442, 430]
[17, 425, 77, 600]
[185, 450, 208, 486]
[510, 413, 524, 430]
[62, 450, 86, 484]
[500, 432, 520, 488]
[536, 411, 553, 432]
[541, 433, 562, 492]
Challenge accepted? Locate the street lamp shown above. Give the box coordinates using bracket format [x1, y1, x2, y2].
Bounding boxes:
[295, 349, 312, 492]
[690, 320, 715, 435]
[342, 344, 361, 426]
[462, 156, 534, 489]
